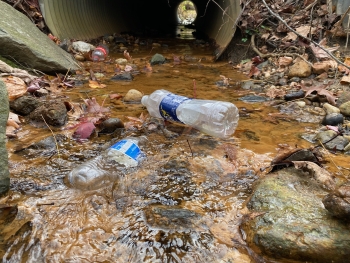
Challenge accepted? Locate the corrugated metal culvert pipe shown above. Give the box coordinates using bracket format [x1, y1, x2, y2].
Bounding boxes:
[38, 0, 241, 59]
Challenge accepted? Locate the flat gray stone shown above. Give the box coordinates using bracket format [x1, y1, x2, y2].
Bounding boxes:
[0, 1, 80, 74]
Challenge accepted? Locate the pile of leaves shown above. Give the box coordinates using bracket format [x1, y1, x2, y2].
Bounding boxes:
[238, 0, 344, 60]
[1, 0, 49, 33]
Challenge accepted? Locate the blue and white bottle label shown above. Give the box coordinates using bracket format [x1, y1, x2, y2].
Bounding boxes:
[159, 94, 190, 122]
[109, 140, 141, 161]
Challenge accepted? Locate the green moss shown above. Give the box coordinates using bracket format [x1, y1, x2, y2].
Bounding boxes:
[0, 55, 22, 69]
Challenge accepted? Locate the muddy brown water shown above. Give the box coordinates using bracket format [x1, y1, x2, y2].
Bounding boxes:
[1, 30, 349, 263]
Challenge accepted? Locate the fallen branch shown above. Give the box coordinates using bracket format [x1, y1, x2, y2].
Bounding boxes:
[250, 35, 313, 66]
[261, 0, 350, 71]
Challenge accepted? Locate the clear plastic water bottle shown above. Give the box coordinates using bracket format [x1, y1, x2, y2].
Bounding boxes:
[141, 89, 239, 139]
[67, 137, 146, 190]
[91, 44, 109, 62]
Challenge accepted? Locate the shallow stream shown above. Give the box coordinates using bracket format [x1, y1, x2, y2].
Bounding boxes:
[1, 29, 349, 263]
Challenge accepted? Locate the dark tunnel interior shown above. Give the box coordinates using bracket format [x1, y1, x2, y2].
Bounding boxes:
[39, 0, 240, 58]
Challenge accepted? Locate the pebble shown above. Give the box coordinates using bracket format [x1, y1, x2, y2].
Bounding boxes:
[339, 101, 350, 116]
[344, 143, 350, 152]
[111, 72, 133, 81]
[115, 58, 128, 65]
[123, 89, 143, 103]
[295, 101, 306, 108]
[321, 113, 344, 126]
[284, 90, 305, 101]
[323, 103, 340, 114]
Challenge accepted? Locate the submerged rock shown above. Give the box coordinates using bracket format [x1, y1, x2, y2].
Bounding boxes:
[98, 118, 124, 134]
[123, 89, 143, 103]
[150, 53, 165, 65]
[239, 95, 268, 102]
[111, 72, 133, 81]
[144, 205, 200, 230]
[243, 167, 350, 263]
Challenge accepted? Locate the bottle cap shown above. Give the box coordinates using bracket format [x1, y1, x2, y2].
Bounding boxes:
[141, 95, 148, 106]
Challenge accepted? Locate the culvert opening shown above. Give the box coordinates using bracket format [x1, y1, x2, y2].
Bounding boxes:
[177, 1, 197, 25]
[39, 0, 241, 59]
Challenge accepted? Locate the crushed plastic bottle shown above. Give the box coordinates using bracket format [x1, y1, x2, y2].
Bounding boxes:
[141, 89, 239, 139]
[91, 44, 109, 62]
[67, 137, 146, 190]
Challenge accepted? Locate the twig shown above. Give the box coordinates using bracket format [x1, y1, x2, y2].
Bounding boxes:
[250, 34, 313, 66]
[63, 67, 71, 82]
[202, 0, 235, 23]
[233, 0, 252, 28]
[41, 115, 61, 159]
[317, 139, 344, 176]
[261, 0, 350, 71]
[193, 79, 197, 98]
[332, 6, 350, 38]
[186, 139, 193, 158]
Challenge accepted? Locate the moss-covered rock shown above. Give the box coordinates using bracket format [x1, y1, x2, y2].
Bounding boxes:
[243, 167, 350, 263]
[0, 1, 80, 74]
[0, 79, 9, 195]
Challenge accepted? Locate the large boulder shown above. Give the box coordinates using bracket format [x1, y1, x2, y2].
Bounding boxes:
[242, 167, 350, 263]
[0, 1, 80, 74]
[0, 80, 9, 195]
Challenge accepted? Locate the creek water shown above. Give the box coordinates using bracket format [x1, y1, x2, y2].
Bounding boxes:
[1, 29, 349, 263]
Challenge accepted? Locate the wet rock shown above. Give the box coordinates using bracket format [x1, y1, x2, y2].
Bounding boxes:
[284, 89, 305, 101]
[312, 61, 330, 74]
[278, 78, 287, 86]
[288, 60, 312, 78]
[314, 130, 349, 151]
[10, 96, 41, 115]
[0, 79, 9, 195]
[123, 89, 143, 103]
[29, 101, 68, 127]
[243, 167, 350, 263]
[58, 39, 72, 52]
[111, 72, 133, 81]
[115, 58, 128, 65]
[321, 113, 344, 126]
[150, 53, 165, 65]
[289, 77, 301, 83]
[239, 95, 268, 102]
[74, 54, 85, 61]
[323, 102, 340, 114]
[144, 205, 200, 230]
[241, 81, 254, 90]
[0, 1, 80, 73]
[34, 88, 49, 97]
[339, 101, 350, 116]
[295, 101, 306, 107]
[30, 134, 67, 150]
[114, 37, 127, 45]
[323, 183, 350, 219]
[99, 118, 124, 134]
[345, 142, 350, 152]
[336, 91, 350, 107]
[72, 41, 95, 53]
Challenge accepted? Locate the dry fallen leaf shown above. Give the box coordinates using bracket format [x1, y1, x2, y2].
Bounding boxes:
[278, 56, 293, 67]
[88, 80, 106, 89]
[296, 25, 317, 38]
[1, 76, 27, 101]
